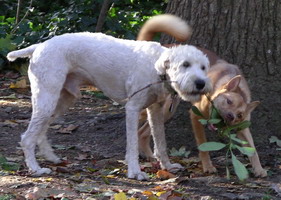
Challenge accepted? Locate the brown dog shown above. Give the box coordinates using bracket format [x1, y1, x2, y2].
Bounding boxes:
[137, 14, 267, 177]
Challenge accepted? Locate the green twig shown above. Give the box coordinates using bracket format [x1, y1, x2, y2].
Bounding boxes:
[11, 0, 33, 35]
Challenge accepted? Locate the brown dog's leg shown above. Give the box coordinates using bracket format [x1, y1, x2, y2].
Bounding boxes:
[237, 128, 267, 177]
[138, 95, 181, 159]
[190, 111, 217, 173]
[138, 121, 154, 159]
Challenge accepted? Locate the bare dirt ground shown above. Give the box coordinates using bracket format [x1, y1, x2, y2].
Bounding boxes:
[0, 71, 281, 200]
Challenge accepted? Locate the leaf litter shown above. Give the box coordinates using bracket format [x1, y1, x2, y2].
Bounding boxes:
[0, 72, 280, 199]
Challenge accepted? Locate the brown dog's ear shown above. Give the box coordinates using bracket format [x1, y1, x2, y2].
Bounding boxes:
[245, 101, 260, 114]
[223, 75, 241, 92]
[155, 51, 171, 75]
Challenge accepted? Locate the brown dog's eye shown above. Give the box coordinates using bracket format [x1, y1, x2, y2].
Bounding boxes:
[237, 113, 243, 119]
[227, 98, 232, 105]
[183, 61, 190, 68]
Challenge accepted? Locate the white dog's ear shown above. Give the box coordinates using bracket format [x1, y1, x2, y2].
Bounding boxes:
[155, 52, 171, 75]
[223, 75, 241, 92]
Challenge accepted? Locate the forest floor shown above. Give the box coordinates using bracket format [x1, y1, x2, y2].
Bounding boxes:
[0, 71, 281, 200]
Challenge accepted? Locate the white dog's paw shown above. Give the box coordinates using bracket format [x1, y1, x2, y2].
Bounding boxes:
[46, 155, 61, 164]
[166, 163, 184, 173]
[38, 150, 61, 164]
[127, 170, 149, 181]
[31, 168, 52, 176]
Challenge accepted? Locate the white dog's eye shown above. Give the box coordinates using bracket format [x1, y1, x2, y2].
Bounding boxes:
[201, 65, 206, 70]
[183, 61, 190, 68]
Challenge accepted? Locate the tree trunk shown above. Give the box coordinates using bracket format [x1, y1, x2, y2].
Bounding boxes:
[95, 0, 112, 32]
[163, 0, 281, 137]
[16, 0, 22, 24]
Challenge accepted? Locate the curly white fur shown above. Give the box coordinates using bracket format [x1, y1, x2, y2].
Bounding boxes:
[7, 32, 211, 180]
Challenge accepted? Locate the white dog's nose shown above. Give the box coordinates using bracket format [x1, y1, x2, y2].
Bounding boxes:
[195, 79, 205, 90]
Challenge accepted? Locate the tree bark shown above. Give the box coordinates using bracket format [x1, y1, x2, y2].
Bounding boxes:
[16, 0, 22, 24]
[163, 0, 281, 137]
[95, 0, 112, 32]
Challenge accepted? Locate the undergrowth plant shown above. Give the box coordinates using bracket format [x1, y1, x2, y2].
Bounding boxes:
[191, 96, 256, 181]
[0, 154, 20, 172]
[0, 0, 167, 71]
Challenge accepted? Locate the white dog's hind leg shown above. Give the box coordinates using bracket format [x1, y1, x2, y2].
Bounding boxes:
[22, 116, 54, 176]
[147, 103, 183, 173]
[125, 103, 149, 180]
[22, 70, 67, 175]
[37, 89, 77, 163]
[37, 131, 61, 164]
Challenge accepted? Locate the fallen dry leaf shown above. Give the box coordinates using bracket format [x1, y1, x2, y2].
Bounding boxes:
[156, 170, 176, 180]
[10, 79, 28, 89]
[114, 192, 127, 200]
[56, 166, 70, 173]
[25, 187, 76, 200]
[75, 153, 88, 161]
[1, 120, 19, 127]
[57, 124, 79, 134]
[50, 124, 62, 130]
[158, 190, 183, 200]
[142, 190, 154, 197]
[0, 94, 17, 99]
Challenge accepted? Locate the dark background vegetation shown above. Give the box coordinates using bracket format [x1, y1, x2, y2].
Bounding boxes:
[0, 0, 166, 70]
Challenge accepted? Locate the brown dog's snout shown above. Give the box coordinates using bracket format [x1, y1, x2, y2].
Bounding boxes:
[225, 113, 235, 122]
[195, 79, 205, 90]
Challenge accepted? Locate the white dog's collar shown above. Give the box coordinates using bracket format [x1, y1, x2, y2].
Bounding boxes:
[159, 74, 177, 96]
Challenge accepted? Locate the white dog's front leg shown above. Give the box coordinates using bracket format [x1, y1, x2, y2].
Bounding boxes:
[147, 103, 183, 173]
[125, 105, 149, 180]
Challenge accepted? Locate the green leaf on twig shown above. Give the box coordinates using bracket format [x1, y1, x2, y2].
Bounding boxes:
[169, 146, 190, 157]
[208, 119, 222, 124]
[269, 136, 281, 147]
[198, 142, 226, 152]
[198, 119, 208, 125]
[191, 106, 204, 117]
[236, 145, 256, 156]
[230, 134, 248, 145]
[231, 153, 249, 181]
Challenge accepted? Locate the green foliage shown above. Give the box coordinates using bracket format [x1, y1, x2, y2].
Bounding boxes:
[169, 146, 191, 157]
[0, 154, 20, 172]
[269, 136, 281, 151]
[0, 194, 15, 200]
[192, 97, 255, 181]
[198, 142, 226, 151]
[231, 152, 249, 180]
[0, 0, 167, 70]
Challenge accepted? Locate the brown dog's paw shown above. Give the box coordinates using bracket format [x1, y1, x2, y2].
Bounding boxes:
[254, 168, 267, 177]
[203, 166, 217, 174]
[202, 163, 217, 174]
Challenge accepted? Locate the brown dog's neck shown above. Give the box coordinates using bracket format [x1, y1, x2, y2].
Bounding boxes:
[196, 47, 221, 66]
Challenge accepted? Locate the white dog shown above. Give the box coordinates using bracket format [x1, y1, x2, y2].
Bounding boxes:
[7, 30, 211, 180]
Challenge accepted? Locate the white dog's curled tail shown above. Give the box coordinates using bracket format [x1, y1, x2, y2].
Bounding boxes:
[137, 14, 192, 42]
[7, 44, 39, 61]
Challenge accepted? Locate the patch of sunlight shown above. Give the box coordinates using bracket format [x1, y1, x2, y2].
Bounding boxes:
[0, 99, 31, 107]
